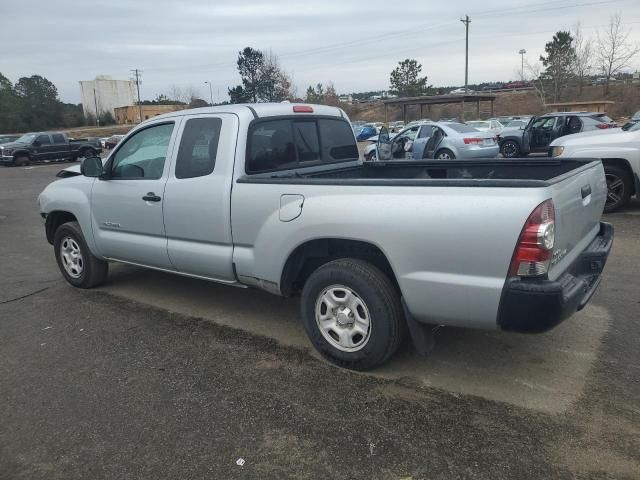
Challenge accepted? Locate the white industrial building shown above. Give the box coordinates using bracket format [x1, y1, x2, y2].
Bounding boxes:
[79, 75, 136, 119]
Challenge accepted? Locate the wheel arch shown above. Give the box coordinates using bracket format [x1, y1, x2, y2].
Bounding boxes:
[280, 238, 400, 297]
[601, 158, 636, 195]
[45, 211, 78, 245]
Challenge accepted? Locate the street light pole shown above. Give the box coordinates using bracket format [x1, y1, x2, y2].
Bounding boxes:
[460, 15, 471, 94]
[519, 49, 527, 79]
[205, 81, 213, 105]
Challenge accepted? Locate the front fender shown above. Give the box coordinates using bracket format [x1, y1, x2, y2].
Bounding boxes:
[38, 176, 101, 257]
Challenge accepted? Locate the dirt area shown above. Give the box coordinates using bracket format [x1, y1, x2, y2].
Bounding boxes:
[62, 124, 134, 138]
[345, 83, 640, 123]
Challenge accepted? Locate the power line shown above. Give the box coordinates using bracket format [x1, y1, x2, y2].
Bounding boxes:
[146, 0, 632, 74]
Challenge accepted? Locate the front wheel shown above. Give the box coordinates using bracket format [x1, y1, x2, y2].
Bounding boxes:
[435, 148, 455, 160]
[301, 258, 404, 370]
[500, 140, 520, 158]
[603, 165, 632, 213]
[14, 155, 30, 167]
[54, 221, 108, 288]
[365, 150, 377, 162]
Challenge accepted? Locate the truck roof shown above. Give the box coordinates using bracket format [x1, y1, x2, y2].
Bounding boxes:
[142, 103, 347, 124]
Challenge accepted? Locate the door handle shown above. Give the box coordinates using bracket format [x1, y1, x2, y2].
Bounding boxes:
[142, 192, 162, 202]
[581, 185, 592, 199]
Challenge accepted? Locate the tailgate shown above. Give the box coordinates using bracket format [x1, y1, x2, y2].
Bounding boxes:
[547, 161, 607, 280]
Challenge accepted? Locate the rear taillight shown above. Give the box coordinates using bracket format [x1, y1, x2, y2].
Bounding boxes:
[293, 105, 313, 113]
[595, 123, 614, 129]
[463, 137, 483, 144]
[508, 199, 555, 277]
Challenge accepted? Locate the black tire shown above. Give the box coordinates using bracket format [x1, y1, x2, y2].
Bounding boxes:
[53, 221, 108, 288]
[79, 148, 94, 159]
[500, 140, 520, 158]
[603, 164, 633, 213]
[301, 258, 404, 370]
[435, 148, 455, 160]
[365, 150, 377, 162]
[14, 155, 30, 167]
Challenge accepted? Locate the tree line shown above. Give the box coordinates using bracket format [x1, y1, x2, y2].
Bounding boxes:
[0, 73, 86, 133]
[527, 14, 639, 102]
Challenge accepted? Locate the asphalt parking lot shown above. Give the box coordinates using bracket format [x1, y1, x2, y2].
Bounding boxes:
[1, 163, 639, 479]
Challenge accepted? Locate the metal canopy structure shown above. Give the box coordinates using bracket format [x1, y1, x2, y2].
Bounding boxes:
[381, 94, 497, 123]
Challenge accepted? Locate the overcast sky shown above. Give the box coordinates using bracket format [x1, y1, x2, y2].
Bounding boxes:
[2, 0, 640, 104]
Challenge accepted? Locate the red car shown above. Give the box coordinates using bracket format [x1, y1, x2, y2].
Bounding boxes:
[105, 134, 125, 149]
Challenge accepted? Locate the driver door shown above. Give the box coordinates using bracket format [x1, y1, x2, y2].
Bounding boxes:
[90, 121, 179, 269]
[376, 126, 392, 161]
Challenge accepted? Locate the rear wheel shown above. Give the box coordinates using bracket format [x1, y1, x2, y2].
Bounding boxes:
[54, 221, 108, 288]
[78, 148, 95, 159]
[14, 155, 30, 167]
[603, 165, 632, 213]
[435, 148, 455, 160]
[500, 140, 520, 158]
[301, 258, 404, 370]
[365, 150, 377, 162]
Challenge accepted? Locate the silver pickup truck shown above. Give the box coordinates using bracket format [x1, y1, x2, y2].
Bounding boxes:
[38, 103, 613, 370]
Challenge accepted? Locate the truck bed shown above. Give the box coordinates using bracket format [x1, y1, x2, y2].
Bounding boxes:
[238, 159, 598, 188]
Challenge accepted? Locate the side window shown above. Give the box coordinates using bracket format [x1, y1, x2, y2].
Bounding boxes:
[175, 117, 222, 179]
[36, 135, 51, 145]
[52, 134, 65, 144]
[317, 119, 359, 161]
[246, 120, 296, 173]
[111, 123, 174, 179]
[293, 121, 320, 162]
[418, 126, 433, 138]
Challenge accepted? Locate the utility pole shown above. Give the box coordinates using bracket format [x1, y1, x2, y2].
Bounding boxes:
[204, 81, 214, 105]
[519, 49, 527, 79]
[130, 69, 143, 122]
[93, 86, 100, 127]
[460, 15, 471, 94]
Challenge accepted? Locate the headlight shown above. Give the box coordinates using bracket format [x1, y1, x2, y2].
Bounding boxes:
[550, 146, 564, 157]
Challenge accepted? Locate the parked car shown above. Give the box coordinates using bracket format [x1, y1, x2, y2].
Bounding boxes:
[550, 122, 640, 212]
[388, 121, 405, 132]
[0, 132, 101, 166]
[0, 134, 20, 144]
[621, 110, 640, 131]
[356, 125, 377, 141]
[466, 119, 504, 135]
[449, 88, 475, 95]
[105, 134, 125, 149]
[38, 103, 612, 370]
[499, 112, 617, 158]
[365, 121, 499, 161]
[503, 119, 529, 129]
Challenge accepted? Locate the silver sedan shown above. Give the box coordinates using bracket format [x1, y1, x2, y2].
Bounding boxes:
[365, 121, 499, 161]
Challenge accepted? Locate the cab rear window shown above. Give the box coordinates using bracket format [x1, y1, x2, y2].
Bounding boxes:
[246, 118, 358, 174]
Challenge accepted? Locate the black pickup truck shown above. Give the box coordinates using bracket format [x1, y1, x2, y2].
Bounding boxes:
[0, 132, 102, 167]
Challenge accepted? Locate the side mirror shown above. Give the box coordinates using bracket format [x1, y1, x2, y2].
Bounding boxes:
[519, 125, 525, 130]
[32, 140, 40, 147]
[80, 156, 103, 177]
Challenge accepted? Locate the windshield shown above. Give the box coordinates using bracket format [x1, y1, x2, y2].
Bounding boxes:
[467, 121, 491, 129]
[624, 121, 640, 132]
[446, 123, 479, 133]
[15, 133, 37, 143]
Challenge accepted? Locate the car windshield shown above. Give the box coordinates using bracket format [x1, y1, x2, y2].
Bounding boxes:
[446, 123, 479, 133]
[593, 114, 614, 123]
[15, 133, 37, 143]
[467, 121, 491, 129]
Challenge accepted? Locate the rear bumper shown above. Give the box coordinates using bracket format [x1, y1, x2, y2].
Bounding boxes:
[497, 222, 614, 333]
[459, 145, 500, 159]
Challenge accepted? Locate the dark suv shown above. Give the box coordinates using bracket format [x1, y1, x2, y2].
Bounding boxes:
[498, 112, 617, 158]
